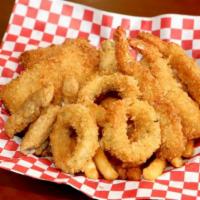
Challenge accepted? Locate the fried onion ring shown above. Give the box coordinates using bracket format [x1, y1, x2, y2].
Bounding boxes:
[50, 104, 98, 174]
[102, 100, 161, 165]
[78, 73, 140, 106]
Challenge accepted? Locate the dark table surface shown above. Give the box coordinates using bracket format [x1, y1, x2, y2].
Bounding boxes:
[0, 0, 199, 199]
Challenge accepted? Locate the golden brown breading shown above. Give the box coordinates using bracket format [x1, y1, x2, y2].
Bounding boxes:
[0, 39, 99, 113]
[138, 32, 200, 106]
[99, 40, 117, 75]
[102, 100, 161, 165]
[130, 38, 200, 139]
[5, 84, 54, 138]
[50, 104, 99, 174]
[20, 105, 60, 154]
[1, 63, 61, 113]
[114, 27, 185, 161]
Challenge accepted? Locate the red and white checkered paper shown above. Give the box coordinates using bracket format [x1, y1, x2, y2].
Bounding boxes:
[0, 0, 200, 199]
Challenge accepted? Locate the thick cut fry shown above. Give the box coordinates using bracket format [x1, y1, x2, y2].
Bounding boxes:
[143, 158, 166, 181]
[94, 148, 118, 180]
[114, 27, 185, 161]
[130, 38, 200, 139]
[5, 84, 54, 138]
[84, 159, 99, 179]
[183, 140, 194, 158]
[127, 167, 142, 181]
[138, 32, 200, 106]
[171, 157, 184, 168]
[20, 105, 60, 154]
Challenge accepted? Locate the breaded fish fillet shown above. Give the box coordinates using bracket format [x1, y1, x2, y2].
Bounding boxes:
[20, 104, 60, 154]
[0, 39, 99, 113]
[5, 84, 54, 138]
[138, 32, 200, 106]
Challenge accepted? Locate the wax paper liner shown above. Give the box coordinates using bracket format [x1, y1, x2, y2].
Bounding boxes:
[0, 0, 200, 199]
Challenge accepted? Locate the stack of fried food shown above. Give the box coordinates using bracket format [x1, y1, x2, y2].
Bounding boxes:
[1, 27, 200, 181]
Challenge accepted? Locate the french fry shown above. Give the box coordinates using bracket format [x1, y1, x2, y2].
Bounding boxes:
[143, 158, 166, 181]
[94, 148, 118, 180]
[183, 140, 194, 158]
[171, 157, 184, 168]
[84, 159, 99, 179]
[127, 167, 142, 181]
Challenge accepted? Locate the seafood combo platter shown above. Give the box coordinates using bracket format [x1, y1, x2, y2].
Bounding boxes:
[0, 0, 200, 199]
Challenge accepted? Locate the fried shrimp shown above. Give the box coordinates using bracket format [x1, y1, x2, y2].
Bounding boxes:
[5, 84, 54, 138]
[102, 100, 161, 165]
[130, 38, 200, 139]
[20, 105, 60, 154]
[50, 104, 98, 174]
[99, 40, 117, 75]
[138, 32, 200, 106]
[114, 27, 185, 161]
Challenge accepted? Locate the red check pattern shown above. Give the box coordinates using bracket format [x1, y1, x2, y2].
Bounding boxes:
[0, 0, 200, 199]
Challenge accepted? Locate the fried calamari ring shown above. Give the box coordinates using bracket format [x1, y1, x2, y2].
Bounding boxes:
[5, 84, 54, 138]
[78, 73, 140, 106]
[102, 100, 161, 165]
[50, 104, 98, 174]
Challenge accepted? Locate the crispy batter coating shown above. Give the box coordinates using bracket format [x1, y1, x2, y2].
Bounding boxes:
[50, 104, 98, 174]
[78, 73, 140, 106]
[0, 39, 99, 113]
[99, 40, 117, 75]
[114, 27, 185, 160]
[130, 38, 200, 139]
[5, 84, 54, 138]
[102, 100, 160, 165]
[20, 105, 60, 154]
[138, 32, 200, 106]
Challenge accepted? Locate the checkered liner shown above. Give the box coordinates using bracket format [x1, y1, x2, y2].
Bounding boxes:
[0, 0, 200, 199]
